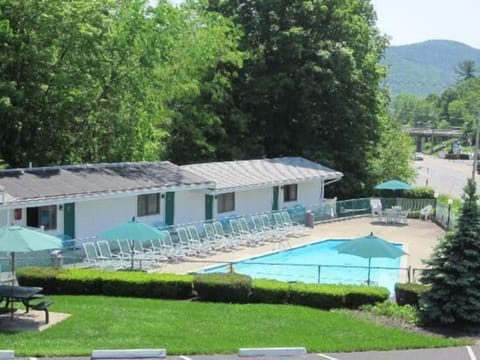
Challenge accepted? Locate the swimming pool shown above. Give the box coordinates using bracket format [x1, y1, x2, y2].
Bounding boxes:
[201, 239, 404, 294]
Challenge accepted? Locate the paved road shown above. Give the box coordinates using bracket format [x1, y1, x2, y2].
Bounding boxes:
[26, 346, 480, 360]
[413, 155, 479, 198]
[165, 346, 480, 359]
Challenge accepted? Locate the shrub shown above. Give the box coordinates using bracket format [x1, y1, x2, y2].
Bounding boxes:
[16, 267, 66, 294]
[17, 267, 193, 299]
[362, 301, 419, 325]
[395, 283, 429, 307]
[193, 273, 252, 303]
[343, 286, 390, 308]
[250, 279, 290, 303]
[288, 283, 346, 309]
[404, 187, 435, 199]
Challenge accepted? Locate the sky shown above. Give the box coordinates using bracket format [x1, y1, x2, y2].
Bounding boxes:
[371, 0, 480, 49]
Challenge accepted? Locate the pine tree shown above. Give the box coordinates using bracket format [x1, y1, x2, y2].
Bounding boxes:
[420, 179, 480, 325]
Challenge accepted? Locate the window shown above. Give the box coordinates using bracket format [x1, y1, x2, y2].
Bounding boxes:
[217, 192, 235, 213]
[26, 205, 57, 230]
[137, 193, 160, 217]
[283, 184, 298, 202]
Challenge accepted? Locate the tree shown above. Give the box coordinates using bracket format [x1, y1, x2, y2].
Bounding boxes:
[420, 179, 480, 325]
[206, 0, 389, 198]
[367, 114, 416, 186]
[456, 60, 477, 82]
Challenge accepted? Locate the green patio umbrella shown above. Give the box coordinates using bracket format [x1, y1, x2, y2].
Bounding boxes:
[100, 217, 162, 269]
[335, 232, 407, 285]
[374, 180, 412, 191]
[0, 225, 62, 276]
[0, 225, 62, 317]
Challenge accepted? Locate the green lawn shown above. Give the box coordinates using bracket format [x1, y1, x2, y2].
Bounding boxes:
[0, 295, 467, 356]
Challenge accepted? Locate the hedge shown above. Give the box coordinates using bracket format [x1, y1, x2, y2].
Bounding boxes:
[193, 273, 251, 303]
[395, 283, 430, 307]
[17, 267, 194, 299]
[16, 267, 390, 309]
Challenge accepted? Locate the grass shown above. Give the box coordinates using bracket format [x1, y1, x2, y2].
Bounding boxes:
[0, 295, 468, 356]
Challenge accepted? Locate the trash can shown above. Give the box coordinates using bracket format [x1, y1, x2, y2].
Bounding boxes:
[51, 250, 63, 268]
[305, 210, 314, 228]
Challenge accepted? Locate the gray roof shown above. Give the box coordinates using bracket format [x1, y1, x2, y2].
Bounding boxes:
[0, 162, 213, 205]
[182, 157, 343, 192]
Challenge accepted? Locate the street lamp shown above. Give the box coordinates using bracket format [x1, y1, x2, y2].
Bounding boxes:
[447, 198, 453, 229]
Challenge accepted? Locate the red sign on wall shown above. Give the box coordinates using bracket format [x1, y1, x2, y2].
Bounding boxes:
[14, 208, 22, 220]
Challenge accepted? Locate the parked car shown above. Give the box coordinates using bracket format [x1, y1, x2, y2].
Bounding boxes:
[414, 152, 424, 160]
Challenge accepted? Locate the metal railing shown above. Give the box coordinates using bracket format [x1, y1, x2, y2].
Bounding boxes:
[189, 259, 411, 287]
[2, 196, 453, 281]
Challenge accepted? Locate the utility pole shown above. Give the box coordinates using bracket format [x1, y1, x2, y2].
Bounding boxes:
[473, 112, 480, 180]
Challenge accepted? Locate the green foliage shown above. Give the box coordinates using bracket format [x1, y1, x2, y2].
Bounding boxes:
[404, 187, 435, 199]
[250, 279, 290, 303]
[362, 301, 420, 325]
[288, 283, 389, 310]
[0, 0, 242, 167]
[367, 115, 417, 188]
[206, 0, 388, 198]
[16, 266, 66, 292]
[193, 272, 252, 303]
[420, 179, 480, 325]
[395, 283, 430, 307]
[17, 267, 194, 299]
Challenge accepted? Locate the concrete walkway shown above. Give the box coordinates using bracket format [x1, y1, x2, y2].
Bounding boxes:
[152, 216, 445, 282]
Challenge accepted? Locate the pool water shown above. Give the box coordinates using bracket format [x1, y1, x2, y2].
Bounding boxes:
[202, 239, 403, 294]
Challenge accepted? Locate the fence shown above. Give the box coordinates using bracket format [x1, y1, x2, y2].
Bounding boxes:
[188, 259, 411, 288]
[1, 196, 455, 283]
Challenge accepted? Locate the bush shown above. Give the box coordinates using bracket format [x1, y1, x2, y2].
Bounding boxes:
[362, 301, 419, 325]
[250, 279, 290, 303]
[193, 273, 252, 303]
[404, 187, 435, 199]
[343, 286, 390, 308]
[17, 267, 193, 299]
[288, 283, 346, 309]
[395, 283, 430, 307]
[288, 283, 389, 309]
[16, 267, 66, 294]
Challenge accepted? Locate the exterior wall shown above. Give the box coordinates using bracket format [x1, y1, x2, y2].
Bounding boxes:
[214, 187, 273, 218]
[0, 206, 62, 236]
[75, 196, 148, 239]
[174, 191, 204, 225]
[0, 209, 9, 227]
[279, 180, 322, 209]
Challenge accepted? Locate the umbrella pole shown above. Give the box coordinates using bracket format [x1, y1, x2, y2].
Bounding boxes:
[10, 252, 14, 319]
[130, 240, 134, 270]
[367, 258, 371, 286]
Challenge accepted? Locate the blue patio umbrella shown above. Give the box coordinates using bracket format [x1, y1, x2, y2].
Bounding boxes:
[375, 180, 412, 191]
[335, 232, 407, 285]
[100, 217, 162, 269]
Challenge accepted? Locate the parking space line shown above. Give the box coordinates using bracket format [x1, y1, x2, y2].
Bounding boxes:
[179, 356, 193, 360]
[316, 354, 339, 360]
[467, 346, 478, 360]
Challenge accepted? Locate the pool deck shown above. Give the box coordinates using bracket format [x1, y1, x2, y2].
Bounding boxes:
[152, 216, 444, 283]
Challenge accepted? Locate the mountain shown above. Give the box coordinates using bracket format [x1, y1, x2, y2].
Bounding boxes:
[383, 40, 480, 98]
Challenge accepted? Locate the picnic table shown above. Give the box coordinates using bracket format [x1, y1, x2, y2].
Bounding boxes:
[0, 284, 44, 314]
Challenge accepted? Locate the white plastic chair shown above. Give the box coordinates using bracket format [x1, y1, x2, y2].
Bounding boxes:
[370, 198, 383, 220]
[420, 205, 433, 220]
